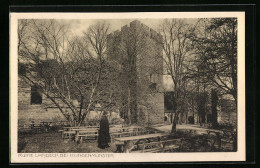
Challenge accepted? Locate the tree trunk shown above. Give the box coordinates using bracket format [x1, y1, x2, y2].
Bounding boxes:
[211, 89, 218, 127]
[171, 112, 179, 134]
[127, 87, 131, 126]
[186, 112, 188, 124]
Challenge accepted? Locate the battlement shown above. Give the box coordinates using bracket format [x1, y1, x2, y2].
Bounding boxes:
[121, 24, 129, 33]
[130, 20, 141, 28]
[111, 20, 163, 43]
[114, 30, 120, 36]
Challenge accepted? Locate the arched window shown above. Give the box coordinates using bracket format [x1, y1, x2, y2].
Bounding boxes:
[149, 74, 157, 91]
[31, 85, 42, 105]
[149, 74, 155, 83]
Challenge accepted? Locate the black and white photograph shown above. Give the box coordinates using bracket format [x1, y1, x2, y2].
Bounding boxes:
[10, 12, 245, 162]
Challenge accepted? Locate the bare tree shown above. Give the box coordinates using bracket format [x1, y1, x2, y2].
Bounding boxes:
[190, 18, 237, 107]
[18, 20, 111, 126]
[160, 19, 197, 133]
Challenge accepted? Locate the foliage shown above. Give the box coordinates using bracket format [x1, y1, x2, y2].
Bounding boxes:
[110, 117, 124, 125]
[190, 18, 237, 105]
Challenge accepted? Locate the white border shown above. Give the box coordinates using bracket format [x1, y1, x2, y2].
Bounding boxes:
[10, 12, 245, 163]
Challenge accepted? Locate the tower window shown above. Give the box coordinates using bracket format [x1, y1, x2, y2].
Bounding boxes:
[149, 83, 157, 91]
[149, 74, 153, 83]
[31, 85, 42, 105]
[149, 74, 157, 91]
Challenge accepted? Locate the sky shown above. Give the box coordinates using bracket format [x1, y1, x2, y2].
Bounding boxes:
[55, 18, 202, 91]
[56, 19, 165, 36]
[56, 18, 199, 37]
[56, 19, 177, 90]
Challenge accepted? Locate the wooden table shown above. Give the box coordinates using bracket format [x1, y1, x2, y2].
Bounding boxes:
[71, 128, 98, 131]
[114, 133, 169, 153]
[111, 130, 150, 138]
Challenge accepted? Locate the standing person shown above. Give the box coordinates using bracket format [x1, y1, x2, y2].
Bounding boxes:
[30, 121, 35, 129]
[98, 111, 111, 149]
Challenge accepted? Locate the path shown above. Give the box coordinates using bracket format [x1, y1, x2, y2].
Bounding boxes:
[151, 124, 221, 134]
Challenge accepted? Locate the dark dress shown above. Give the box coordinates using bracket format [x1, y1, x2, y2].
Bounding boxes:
[98, 115, 111, 149]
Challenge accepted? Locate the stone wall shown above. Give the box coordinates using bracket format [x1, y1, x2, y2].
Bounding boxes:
[137, 93, 164, 125]
[18, 77, 67, 127]
[18, 77, 124, 127]
[147, 93, 164, 124]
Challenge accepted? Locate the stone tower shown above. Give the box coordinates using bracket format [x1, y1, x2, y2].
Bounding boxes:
[107, 20, 164, 125]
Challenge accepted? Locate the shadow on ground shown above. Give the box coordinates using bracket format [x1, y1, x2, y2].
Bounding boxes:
[18, 130, 235, 153]
[18, 132, 116, 153]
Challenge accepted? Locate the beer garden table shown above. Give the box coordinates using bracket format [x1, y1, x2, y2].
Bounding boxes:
[114, 133, 169, 153]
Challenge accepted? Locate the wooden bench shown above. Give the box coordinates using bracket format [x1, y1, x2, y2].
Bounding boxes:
[58, 129, 63, 133]
[130, 138, 183, 153]
[71, 128, 98, 132]
[63, 127, 80, 132]
[114, 133, 170, 153]
[62, 130, 76, 139]
[110, 128, 125, 133]
[86, 126, 99, 129]
[30, 124, 43, 132]
[61, 127, 98, 136]
[162, 139, 184, 152]
[77, 130, 99, 143]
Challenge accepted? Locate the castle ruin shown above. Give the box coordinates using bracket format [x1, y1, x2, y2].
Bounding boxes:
[107, 20, 165, 125]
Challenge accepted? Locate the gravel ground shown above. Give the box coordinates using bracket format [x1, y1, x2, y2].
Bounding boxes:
[18, 132, 116, 153]
[18, 128, 235, 153]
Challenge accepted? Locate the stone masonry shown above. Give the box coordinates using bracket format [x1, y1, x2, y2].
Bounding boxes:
[107, 20, 164, 125]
